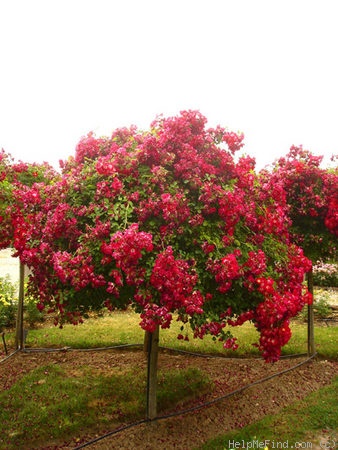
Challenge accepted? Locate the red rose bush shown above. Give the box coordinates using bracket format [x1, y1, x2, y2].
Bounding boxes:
[2, 112, 319, 362]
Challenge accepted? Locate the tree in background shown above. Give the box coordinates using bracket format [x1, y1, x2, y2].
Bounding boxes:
[9, 111, 313, 363]
[0, 148, 58, 250]
[263, 146, 338, 354]
[265, 146, 337, 262]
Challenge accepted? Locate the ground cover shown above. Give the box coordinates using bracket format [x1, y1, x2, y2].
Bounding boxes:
[199, 376, 338, 450]
[0, 347, 337, 449]
[0, 306, 337, 449]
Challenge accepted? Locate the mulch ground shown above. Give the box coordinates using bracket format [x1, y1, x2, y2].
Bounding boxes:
[0, 347, 337, 449]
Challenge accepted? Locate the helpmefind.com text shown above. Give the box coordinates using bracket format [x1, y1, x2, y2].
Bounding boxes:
[227, 439, 336, 449]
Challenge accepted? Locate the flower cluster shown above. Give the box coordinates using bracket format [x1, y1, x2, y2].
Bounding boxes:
[101, 224, 153, 286]
[149, 246, 204, 316]
[222, 245, 313, 361]
[207, 252, 242, 293]
[52, 250, 106, 291]
[269, 145, 338, 260]
[74, 132, 110, 163]
[139, 304, 172, 333]
[313, 261, 338, 287]
[223, 337, 239, 351]
[325, 196, 338, 237]
[193, 320, 226, 341]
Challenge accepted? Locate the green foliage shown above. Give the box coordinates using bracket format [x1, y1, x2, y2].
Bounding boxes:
[23, 292, 45, 328]
[297, 290, 332, 321]
[312, 294, 333, 319]
[0, 275, 17, 331]
[0, 275, 46, 331]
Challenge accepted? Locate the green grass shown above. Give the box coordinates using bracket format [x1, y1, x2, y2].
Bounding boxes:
[197, 376, 338, 449]
[0, 362, 210, 449]
[24, 311, 146, 349]
[6, 311, 336, 360]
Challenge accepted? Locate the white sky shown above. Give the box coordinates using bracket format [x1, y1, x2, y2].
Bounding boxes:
[0, 0, 337, 171]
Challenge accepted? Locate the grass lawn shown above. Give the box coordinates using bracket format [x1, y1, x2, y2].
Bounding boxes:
[14, 310, 338, 360]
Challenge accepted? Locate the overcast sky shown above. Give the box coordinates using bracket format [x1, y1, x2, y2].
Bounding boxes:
[1, 0, 337, 171]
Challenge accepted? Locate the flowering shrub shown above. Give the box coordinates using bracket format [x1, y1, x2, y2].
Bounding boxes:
[0, 149, 59, 250]
[266, 146, 338, 261]
[0, 275, 45, 331]
[313, 262, 338, 287]
[0, 275, 17, 331]
[3, 111, 318, 362]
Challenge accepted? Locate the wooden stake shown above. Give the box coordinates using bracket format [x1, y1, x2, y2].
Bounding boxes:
[15, 261, 25, 350]
[307, 268, 315, 356]
[146, 325, 159, 420]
